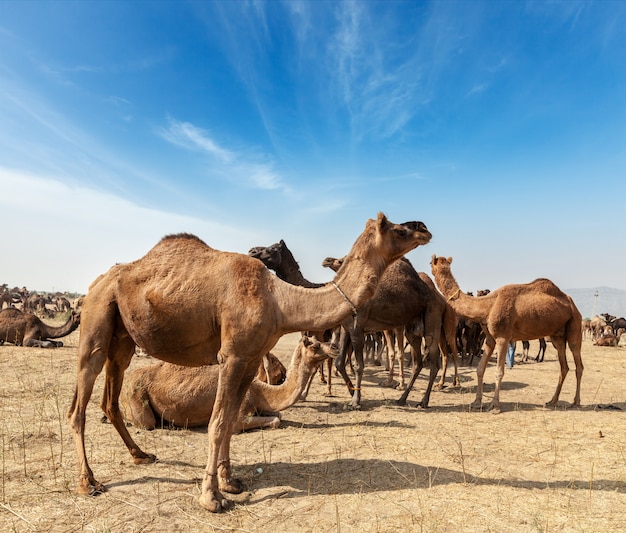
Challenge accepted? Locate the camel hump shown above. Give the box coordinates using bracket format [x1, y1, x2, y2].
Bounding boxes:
[160, 233, 207, 245]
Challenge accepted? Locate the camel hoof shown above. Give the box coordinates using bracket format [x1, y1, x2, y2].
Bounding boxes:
[78, 478, 106, 496]
[469, 402, 482, 411]
[219, 477, 244, 494]
[488, 404, 501, 414]
[133, 453, 157, 465]
[396, 397, 408, 406]
[198, 491, 233, 513]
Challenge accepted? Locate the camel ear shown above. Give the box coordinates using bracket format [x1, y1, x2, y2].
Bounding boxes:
[302, 335, 313, 348]
[376, 212, 389, 228]
[447, 257, 453, 264]
[431, 254, 437, 264]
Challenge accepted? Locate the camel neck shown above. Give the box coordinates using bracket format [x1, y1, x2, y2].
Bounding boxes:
[251, 347, 315, 412]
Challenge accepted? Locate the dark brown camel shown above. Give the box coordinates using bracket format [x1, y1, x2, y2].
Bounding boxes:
[431, 255, 584, 413]
[67, 213, 432, 513]
[0, 308, 80, 345]
[322, 256, 444, 409]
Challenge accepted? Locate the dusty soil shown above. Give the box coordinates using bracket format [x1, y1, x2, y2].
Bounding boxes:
[1, 324, 625, 532]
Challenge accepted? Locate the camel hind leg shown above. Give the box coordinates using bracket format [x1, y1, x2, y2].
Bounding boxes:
[67, 306, 117, 495]
[101, 333, 156, 464]
[545, 336, 569, 407]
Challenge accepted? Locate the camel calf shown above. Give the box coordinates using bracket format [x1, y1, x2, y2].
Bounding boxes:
[121, 336, 338, 433]
[593, 334, 622, 347]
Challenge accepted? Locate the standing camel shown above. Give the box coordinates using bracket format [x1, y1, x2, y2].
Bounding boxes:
[430, 256, 583, 413]
[67, 213, 432, 513]
[322, 256, 444, 409]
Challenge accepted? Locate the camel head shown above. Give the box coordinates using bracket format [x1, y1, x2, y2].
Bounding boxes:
[300, 335, 340, 365]
[248, 240, 284, 270]
[430, 255, 453, 273]
[367, 213, 431, 264]
[321, 256, 345, 273]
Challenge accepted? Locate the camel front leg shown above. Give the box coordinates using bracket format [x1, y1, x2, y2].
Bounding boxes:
[472, 334, 495, 409]
[396, 333, 423, 406]
[349, 332, 365, 408]
[199, 354, 258, 513]
[489, 338, 510, 414]
[381, 330, 397, 387]
[415, 336, 440, 408]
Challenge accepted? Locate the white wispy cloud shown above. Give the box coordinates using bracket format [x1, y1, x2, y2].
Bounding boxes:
[158, 118, 234, 163]
[158, 116, 286, 192]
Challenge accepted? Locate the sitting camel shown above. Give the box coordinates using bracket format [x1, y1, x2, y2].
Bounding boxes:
[0, 308, 80, 345]
[121, 335, 338, 432]
[431, 256, 583, 413]
[593, 333, 623, 347]
[67, 213, 432, 512]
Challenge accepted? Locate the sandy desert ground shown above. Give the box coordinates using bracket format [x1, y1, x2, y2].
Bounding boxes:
[1, 322, 625, 532]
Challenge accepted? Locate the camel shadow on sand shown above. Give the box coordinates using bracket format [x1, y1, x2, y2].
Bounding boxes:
[106, 456, 626, 502]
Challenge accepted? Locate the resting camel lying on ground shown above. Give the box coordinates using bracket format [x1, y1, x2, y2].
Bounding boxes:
[0, 308, 80, 345]
[121, 335, 338, 432]
[593, 333, 623, 347]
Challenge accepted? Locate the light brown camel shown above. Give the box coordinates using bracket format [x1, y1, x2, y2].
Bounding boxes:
[321, 256, 444, 408]
[248, 240, 333, 397]
[121, 335, 338, 432]
[67, 213, 431, 513]
[430, 255, 583, 413]
[0, 308, 80, 345]
[417, 272, 461, 389]
[593, 333, 623, 347]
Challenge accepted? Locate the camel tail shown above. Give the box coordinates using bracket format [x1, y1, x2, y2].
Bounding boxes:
[565, 296, 583, 345]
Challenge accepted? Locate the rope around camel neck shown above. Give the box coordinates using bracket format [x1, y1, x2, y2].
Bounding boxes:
[447, 288, 461, 301]
[331, 281, 358, 316]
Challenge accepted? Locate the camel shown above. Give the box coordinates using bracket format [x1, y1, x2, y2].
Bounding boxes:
[67, 213, 432, 513]
[593, 333, 623, 347]
[321, 256, 445, 408]
[323, 257, 460, 396]
[121, 335, 338, 432]
[430, 255, 583, 413]
[0, 308, 80, 345]
[248, 240, 333, 397]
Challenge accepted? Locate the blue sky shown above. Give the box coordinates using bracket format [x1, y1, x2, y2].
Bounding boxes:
[1, 0, 625, 296]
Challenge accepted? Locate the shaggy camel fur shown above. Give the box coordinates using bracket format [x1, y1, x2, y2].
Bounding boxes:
[0, 308, 80, 345]
[431, 256, 583, 413]
[67, 213, 431, 513]
[121, 335, 338, 432]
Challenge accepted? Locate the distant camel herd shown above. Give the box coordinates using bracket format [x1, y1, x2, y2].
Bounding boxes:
[1, 213, 624, 514]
